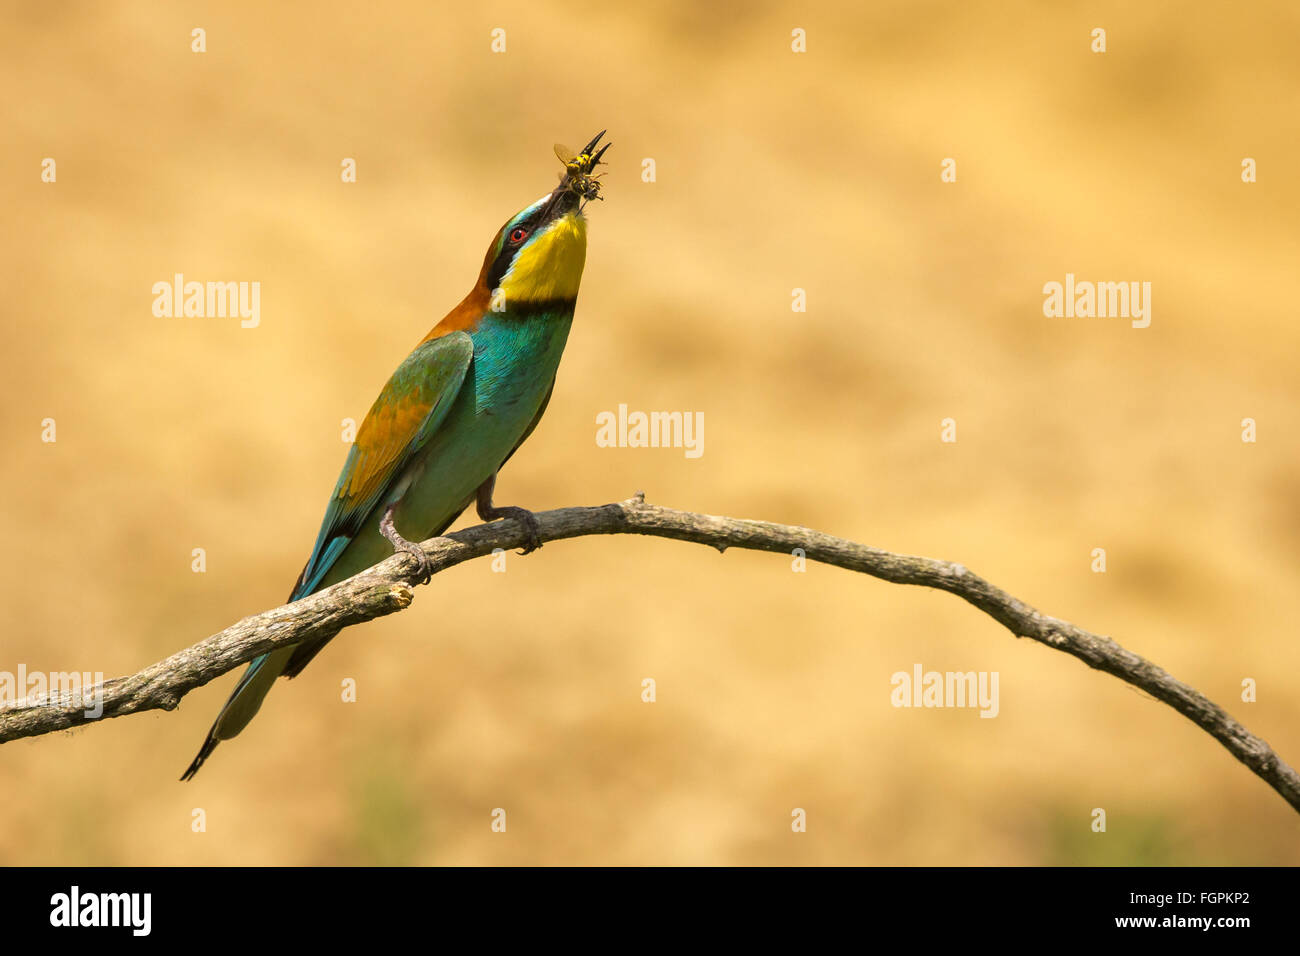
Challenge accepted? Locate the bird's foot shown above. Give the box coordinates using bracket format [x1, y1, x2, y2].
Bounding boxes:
[475, 474, 543, 554]
[380, 508, 432, 584]
[484, 506, 543, 555]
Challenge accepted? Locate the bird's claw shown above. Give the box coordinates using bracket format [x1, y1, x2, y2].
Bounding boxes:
[380, 507, 433, 584]
[400, 542, 432, 584]
[494, 507, 543, 554]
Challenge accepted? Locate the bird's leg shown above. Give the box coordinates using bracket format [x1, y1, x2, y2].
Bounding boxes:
[475, 473, 543, 554]
[379, 504, 432, 584]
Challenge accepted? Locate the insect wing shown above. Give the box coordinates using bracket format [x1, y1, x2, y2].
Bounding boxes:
[554, 143, 578, 167]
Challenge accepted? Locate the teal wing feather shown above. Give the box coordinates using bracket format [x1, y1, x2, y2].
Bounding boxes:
[179, 330, 476, 780]
[291, 330, 475, 601]
[277, 329, 476, 681]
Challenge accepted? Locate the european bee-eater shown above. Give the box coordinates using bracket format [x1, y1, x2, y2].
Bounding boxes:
[182, 131, 610, 779]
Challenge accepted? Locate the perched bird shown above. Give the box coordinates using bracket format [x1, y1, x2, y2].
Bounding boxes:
[182, 131, 610, 780]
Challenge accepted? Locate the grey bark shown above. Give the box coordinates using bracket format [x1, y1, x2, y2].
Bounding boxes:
[2, 493, 1296, 814]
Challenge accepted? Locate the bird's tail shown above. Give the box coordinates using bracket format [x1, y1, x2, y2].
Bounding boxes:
[179, 645, 295, 781]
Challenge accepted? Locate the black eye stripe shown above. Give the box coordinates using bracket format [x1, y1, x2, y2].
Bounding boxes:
[489, 223, 533, 288]
[486, 202, 552, 289]
[516, 210, 543, 233]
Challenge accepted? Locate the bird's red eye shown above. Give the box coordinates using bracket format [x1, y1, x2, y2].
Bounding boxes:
[510, 227, 529, 243]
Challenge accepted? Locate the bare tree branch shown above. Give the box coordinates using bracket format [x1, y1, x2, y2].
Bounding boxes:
[3, 493, 1296, 814]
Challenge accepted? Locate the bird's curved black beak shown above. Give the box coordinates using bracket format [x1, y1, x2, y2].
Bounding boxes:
[571, 129, 611, 176]
[542, 130, 610, 222]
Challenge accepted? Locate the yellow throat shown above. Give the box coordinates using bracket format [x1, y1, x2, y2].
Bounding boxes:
[499, 209, 587, 303]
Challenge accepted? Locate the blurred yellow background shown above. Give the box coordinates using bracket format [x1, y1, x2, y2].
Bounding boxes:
[3, 1, 1298, 864]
